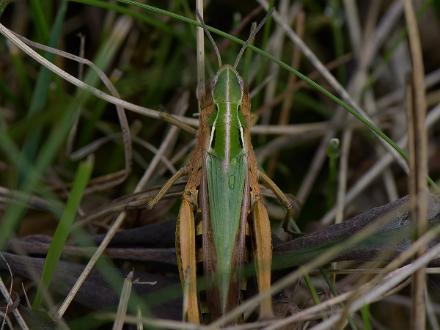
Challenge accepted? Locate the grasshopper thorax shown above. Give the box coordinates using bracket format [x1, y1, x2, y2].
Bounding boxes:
[208, 65, 246, 162]
[211, 65, 244, 104]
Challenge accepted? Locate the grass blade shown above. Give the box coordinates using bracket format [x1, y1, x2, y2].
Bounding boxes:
[112, 271, 133, 330]
[29, 0, 50, 41]
[20, 1, 67, 178]
[32, 156, 94, 309]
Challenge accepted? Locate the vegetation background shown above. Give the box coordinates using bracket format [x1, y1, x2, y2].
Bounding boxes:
[1, 0, 440, 329]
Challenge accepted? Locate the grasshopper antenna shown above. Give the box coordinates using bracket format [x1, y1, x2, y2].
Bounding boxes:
[233, 8, 273, 69]
[195, 10, 222, 68]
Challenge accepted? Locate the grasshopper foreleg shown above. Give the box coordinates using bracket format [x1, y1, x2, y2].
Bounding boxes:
[147, 166, 189, 209]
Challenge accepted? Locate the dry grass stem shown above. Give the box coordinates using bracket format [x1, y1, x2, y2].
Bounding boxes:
[258, 0, 408, 172]
[267, 9, 304, 176]
[136, 307, 143, 330]
[99, 313, 207, 330]
[320, 100, 440, 225]
[136, 93, 189, 192]
[268, 215, 440, 329]
[11, 27, 133, 192]
[404, 0, 429, 327]
[0, 260, 29, 330]
[56, 212, 127, 318]
[0, 23, 199, 127]
[112, 271, 134, 330]
[311, 231, 440, 330]
[261, 0, 298, 125]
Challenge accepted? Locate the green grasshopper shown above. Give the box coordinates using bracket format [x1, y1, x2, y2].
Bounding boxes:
[148, 16, 297, 324]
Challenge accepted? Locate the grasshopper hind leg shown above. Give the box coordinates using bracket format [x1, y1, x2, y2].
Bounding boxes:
[147, 165, 201, 322]
[251, 198, 274, 319]
[177, 191, 200, 323]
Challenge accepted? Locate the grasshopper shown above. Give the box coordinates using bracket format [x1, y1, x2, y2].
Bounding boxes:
[148, 16, 298, 324]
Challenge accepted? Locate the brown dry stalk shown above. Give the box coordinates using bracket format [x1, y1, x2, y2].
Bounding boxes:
[403, 0, 429, 329]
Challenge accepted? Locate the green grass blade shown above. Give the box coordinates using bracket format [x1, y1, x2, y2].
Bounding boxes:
[20, 1, 68, 173]
[77, 16, 135, 146]
[361, 304, 372, 330]
[10, 52, 31, 103]
[303, 274, 320, 305]
[29, 0, 50, 41]
[32, 157, 94, 309]
[28, 0, 67, 115]
[70, 0, 177, 36]
[329, 0, 347, 83]
[0, 0, 10, 17]
[0, 105, 79, 248]
[320, 269, 358, 330]
[253, 0, 274, 107]
[326, 138, 340, 210]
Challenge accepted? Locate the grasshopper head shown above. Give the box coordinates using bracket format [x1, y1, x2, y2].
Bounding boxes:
[211, 65, 244, 104]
